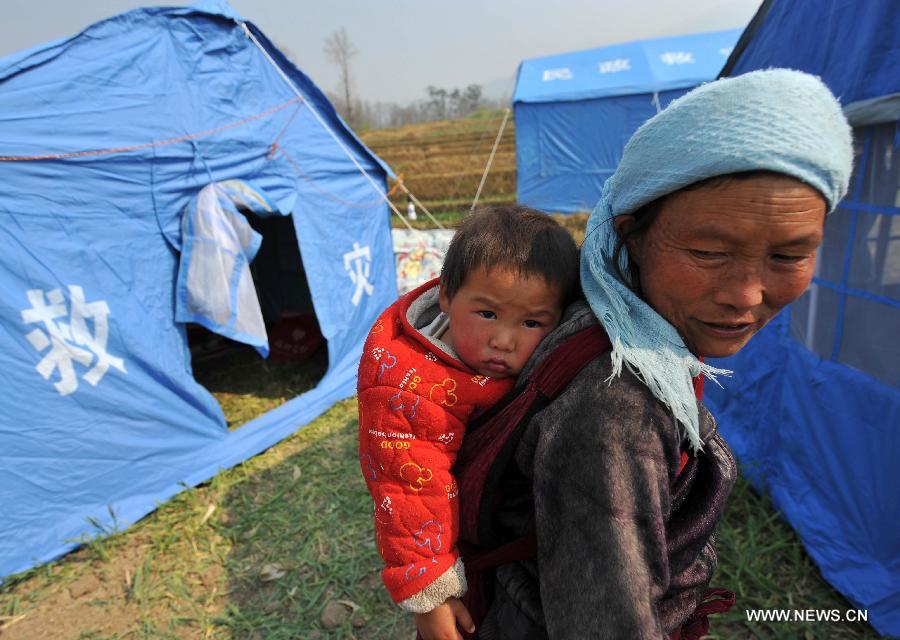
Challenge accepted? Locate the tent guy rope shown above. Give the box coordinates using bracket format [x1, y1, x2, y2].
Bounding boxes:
[469, 108, 510, 214]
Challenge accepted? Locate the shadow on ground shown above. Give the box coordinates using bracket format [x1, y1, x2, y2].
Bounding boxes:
[216, 400, 415, 639]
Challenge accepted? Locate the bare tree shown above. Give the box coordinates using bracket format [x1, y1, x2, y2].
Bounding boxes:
[462, 84, 483, 113]
[323, 27, 358, 126]
[426, 85, 448, 120]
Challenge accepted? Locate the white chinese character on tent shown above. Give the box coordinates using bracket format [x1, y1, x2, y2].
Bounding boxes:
[21, 285, 127, 396]
[599, 58, 631, 74]
[542, 67, 573, 81]
[343, 242, 374, 306]
[659, 51, 696, 65]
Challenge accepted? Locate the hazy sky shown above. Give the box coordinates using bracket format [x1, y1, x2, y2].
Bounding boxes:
[2, 0, 763, 104]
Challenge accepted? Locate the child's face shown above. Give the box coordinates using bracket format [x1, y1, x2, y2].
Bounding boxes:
[439, 267, 564, 378]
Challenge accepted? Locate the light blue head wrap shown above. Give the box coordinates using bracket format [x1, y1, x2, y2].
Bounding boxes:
[581, 69, 853, 451]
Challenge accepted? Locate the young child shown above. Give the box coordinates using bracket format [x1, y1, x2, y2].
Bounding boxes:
[357, 205, 579, 640]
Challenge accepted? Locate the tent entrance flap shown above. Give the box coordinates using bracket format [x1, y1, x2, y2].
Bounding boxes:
[175, 180, 281, 356]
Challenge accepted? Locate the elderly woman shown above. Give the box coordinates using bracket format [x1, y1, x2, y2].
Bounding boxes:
[454, 69, 853, 640]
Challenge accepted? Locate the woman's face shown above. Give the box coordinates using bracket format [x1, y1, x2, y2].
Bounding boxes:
[621, 174, 827, 358]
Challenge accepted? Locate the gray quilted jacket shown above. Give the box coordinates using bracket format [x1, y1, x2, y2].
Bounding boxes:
[477, 302, 737, 639]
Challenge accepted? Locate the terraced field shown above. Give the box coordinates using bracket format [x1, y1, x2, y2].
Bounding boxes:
[361, 109, 517, 221]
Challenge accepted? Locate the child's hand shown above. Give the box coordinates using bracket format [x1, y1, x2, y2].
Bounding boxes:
[414, 597, 475, 640]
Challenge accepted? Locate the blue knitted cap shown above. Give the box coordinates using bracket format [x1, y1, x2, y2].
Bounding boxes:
[607, 68, 853, 216]
[581, 69, 853, 451]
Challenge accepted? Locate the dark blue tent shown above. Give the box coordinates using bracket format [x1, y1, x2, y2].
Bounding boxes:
[0, 1, 398, 580]
[513, 29, 740, 213]
[705, 1, 900, 635]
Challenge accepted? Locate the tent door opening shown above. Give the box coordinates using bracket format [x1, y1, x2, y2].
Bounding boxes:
[188, 211, 328, 429]
[247, 213, 324, 363]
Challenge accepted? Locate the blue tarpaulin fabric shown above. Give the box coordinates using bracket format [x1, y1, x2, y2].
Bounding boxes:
[723, 0, 900, 125]
[0, 1, 397, 580]
[513, 30, 740, 213]
[708, 1, 900, 635]
[515, 89, 687, 213]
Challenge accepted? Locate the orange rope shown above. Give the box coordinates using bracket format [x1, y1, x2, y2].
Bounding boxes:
[268, 102, 304, 157]
[0, 97, 304, 162]
[3, 91, 401, 214]
[387, 173, 404, 198]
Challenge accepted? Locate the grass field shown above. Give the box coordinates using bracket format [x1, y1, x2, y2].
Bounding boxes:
[0, 112, 886, 639]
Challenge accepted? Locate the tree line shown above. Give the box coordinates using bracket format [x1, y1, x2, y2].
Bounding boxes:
[320, 27, 509, 130]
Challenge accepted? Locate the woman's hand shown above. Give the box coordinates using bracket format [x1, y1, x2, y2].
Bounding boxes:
[414, 597, 475, 640]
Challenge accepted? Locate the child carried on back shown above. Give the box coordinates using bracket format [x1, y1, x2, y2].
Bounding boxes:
[357, 205, 579, 640]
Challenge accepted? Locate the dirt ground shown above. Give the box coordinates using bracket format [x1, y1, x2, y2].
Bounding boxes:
[2, 540, 166, 639]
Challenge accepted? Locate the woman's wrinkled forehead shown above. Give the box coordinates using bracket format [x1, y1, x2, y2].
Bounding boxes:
[616, 174, 827, 284]
[658, 174, 828, 236]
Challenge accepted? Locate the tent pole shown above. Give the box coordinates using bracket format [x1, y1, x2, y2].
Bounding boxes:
[805, 246, 822, 350]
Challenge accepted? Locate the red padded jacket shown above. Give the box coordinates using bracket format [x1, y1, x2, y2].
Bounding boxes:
[357, 279, 514, 603]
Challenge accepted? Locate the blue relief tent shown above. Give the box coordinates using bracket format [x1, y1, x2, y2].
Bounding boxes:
[512, 29, 741, 213]
[704, 1, 900, 635]
[0, 1, 397, 580]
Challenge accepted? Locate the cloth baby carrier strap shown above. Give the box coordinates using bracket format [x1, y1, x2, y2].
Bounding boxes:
[448, 324, 611, 640]
[455, 323, 612, 548]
